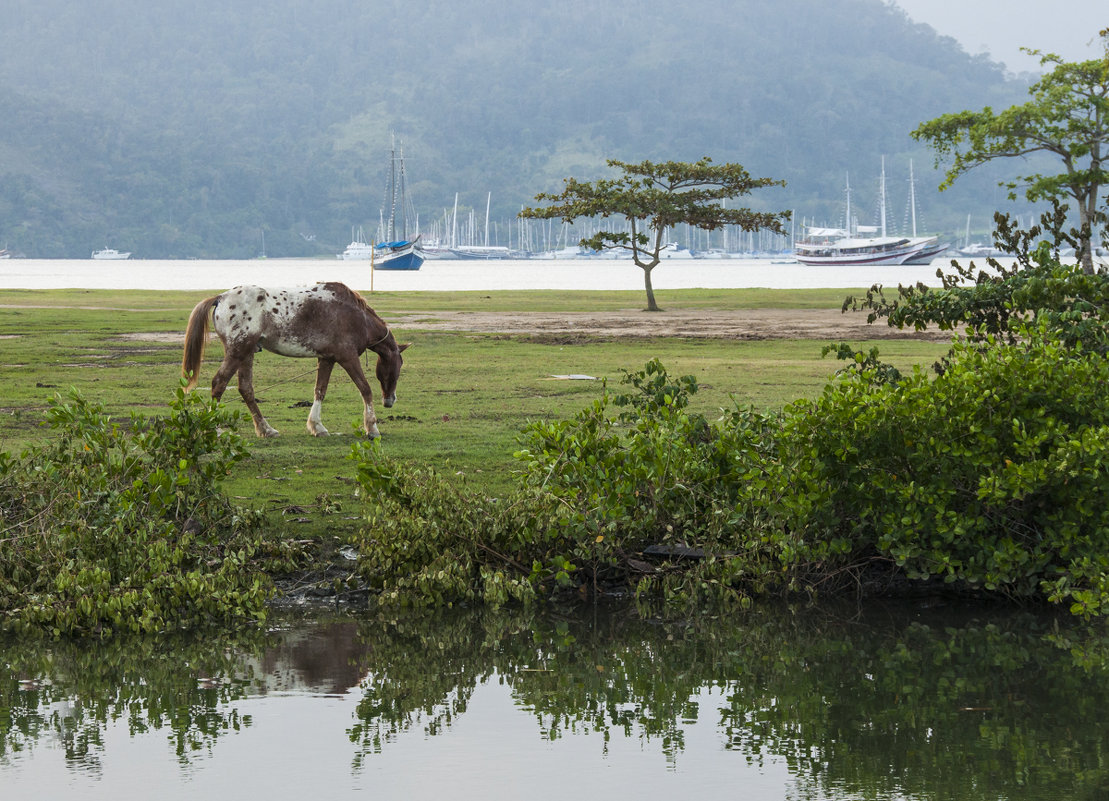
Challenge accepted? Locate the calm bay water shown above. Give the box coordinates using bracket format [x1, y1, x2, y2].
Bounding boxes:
[2, 602, 1106, 800]
[0, 256, 1003, 292]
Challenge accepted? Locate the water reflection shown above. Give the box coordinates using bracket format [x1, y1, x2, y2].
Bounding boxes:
[2, 603, 1108, 799]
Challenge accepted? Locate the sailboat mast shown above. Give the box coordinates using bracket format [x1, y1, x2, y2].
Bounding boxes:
[909, 160, 918, 237]
[879, 156, 887, 238]
[844, 172, 852, 236]
[484, 192, 491, 247]
[397, 144, 408, 241]
[451, 193, 459, 249]
[387, 137, 397, 242]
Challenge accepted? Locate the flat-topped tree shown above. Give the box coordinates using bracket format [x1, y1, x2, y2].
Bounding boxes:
[520, 158, 791, 311]
[913, 30, 1109, 274]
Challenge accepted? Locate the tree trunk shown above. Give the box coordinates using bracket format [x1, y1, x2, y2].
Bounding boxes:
[1077, 189, 1103, 274]
[1081, 247, 1096, 274]
[643, 264, 659, 311]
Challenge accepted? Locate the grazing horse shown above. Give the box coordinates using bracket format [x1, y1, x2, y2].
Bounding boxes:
[181, 282, 408, 438]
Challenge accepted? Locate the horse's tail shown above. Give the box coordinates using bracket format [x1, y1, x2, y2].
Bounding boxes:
[181, 295, 219, 391]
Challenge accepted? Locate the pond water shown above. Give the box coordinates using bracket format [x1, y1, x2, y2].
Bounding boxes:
[2, 601, 1106, 800]
[0, 256, 1013, 292]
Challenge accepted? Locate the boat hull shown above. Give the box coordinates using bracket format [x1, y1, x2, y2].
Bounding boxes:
[374, 239, 424, 271]
[375, 251, 424, 271]
[794, 237, 947, 266]
[91, 249, 131, 260]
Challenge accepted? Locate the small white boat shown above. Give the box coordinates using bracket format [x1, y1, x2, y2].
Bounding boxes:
[957, 242, 1004, 258]
[447, 245, 516, 260]
[339, 227, 375, 260]
[92, 247, 131, 260]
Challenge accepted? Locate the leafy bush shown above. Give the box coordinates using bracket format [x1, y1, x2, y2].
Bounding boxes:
[349, 440, 568, 607]
[0, 387, 273, 636]
[350, 361, 797, 609]
[779, 324, 1109, 614]
[516, 359, 794, 605]
[351, 340, 1109, 616]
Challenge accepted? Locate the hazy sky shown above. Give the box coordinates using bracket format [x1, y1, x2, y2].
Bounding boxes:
[892, 0, 1105, 73]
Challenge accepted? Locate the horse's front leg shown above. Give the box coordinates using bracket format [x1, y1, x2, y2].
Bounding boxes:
[307, 358, 335, 436]
[338, 357, 380, 438]
[236, 354, 279, 438]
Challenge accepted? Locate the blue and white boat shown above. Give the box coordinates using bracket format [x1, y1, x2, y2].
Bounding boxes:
[374, 235, 424, 271]
[338, 140, 425, 270]
[374, 139, 424, 271]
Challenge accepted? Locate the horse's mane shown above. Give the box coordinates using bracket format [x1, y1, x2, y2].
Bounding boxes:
[324, 281, 381, 319]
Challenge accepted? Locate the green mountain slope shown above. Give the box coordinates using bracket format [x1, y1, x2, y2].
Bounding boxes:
[0, 0, 1031, 257]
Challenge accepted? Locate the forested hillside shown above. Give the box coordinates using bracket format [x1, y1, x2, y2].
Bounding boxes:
[0, 0, 1033, 257]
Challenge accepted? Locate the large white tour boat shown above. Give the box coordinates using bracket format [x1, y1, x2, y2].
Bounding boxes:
[794, 161, 946, 266]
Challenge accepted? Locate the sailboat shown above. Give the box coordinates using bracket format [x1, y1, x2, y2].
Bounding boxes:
[373, 138, 424, 271]
[794, 159, 947, 266]
[337, 140, 424, 269]
[449, 192, 516, 259]
[958, 214, 1002, 257]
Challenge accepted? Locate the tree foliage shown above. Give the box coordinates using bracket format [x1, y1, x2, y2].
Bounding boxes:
[519, 158, 790, 310]
[912, 34, 1109, 272]
[844, 200, 1109, 358]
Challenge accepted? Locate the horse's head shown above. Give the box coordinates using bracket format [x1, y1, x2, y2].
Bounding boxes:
[375, 341, 409, 407]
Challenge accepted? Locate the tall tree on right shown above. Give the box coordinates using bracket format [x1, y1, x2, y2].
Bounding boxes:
[913, 30, 1109, 273]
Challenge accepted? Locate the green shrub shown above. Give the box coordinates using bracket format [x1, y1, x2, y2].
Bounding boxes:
[349, 440, 567, 607]
[516, 358, 793, 606]
[349, 361, 794, 609]
[0, 387, 273, 636]
[351, 341, 1109, 616]
[778, 324, 1109, 614]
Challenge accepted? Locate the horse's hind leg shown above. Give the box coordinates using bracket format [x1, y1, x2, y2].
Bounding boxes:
[307, 358, 335, 436]
[210, 359, 237, 402]
[338, 356, 380, 438]
[236, 353, 279, 437]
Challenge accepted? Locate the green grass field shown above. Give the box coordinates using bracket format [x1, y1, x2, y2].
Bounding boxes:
[0, 287, 951, 540]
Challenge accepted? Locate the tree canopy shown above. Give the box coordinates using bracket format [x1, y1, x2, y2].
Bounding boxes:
[519, 158, 790, 310]
[913, 32, 1109, 272]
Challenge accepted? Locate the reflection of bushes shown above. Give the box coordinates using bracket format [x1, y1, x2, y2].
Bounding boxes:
[348, 605, 1109, 798]
[2, 604, 1108, 798]
[0, 389, 281, 635]
[0, 627, 269, 767]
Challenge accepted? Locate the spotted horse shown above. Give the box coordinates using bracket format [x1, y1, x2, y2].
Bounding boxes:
[181, 281, 408, 438]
